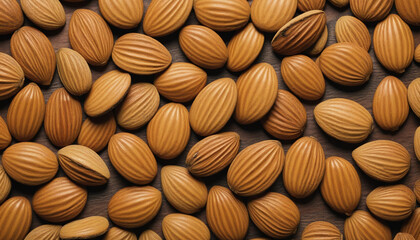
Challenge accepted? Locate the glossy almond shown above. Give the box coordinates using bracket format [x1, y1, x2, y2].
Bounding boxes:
[416, 44, 420, 63]
[3, 142, 58, 186]
[0, 165, 11, 204]
[99, 0, 143, 29]
[108, 132, 157, 185]
[373, 14, 414, 73]
[21, 0, 65, 30]
[344, 210, 392, 240]
[314, 98, 373, 143]
[77, 114, 116, 152]
[329, 0, 349, 8]
[32, 177, 87, 223]
[0, 52, 24, 101]
[401, 208, 420, 239]
[352, 140, 410, 182]
[394, 233, 416, 240]
[60, 216, 109, 240]
[58, 145, 111, 186]
[0, 116, 11, 150]
[349, 0, 393, 22]
[416, 127, 420, 161]
[179, 25, 228, 69]
[335, 16, 371, 51]
[189, 78, 237, 136]
[112, 33, 172, 75]
[103, 227, 136, 240]
[139, 230, 162, 240]
[395, 0, 420, 26]
[162, 213, 210, 240]
[307, 25, 328, 55]
[408, 78, 420, 118]
[25, 225, 62, 240]
[108, 186, 162, 228]
[415, 180, 420, 203]
[298, 0, 326, 11]
[0, 197, 32, 240]
[248, 192, 300, 239]
[251, 0, 297, 32]
[0, 0, 23, 35]
[10, 26, 56, 85]
[69, 9, 114, 66]
[302, 221, 342, 240]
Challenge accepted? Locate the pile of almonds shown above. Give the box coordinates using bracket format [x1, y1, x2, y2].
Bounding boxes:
[0, 0, 419, 239]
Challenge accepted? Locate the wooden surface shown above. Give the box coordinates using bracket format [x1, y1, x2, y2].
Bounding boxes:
[0, 1, 419, 239]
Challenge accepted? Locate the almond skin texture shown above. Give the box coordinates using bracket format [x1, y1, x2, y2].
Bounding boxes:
[3, 142, 58, 186]
[329, 0, 349, 8]
[161, 166, 207, 214]
[58, 145, 111, 186]
[25, 225, 62, 240]
[0, 116, 11, 150]
[108, 186, 162, 228]
[373, 76, 409, 131]
[345, 210, 391, 240]
[0, 197, 32, 240]
[179, 25, 228, 69]
[84, 70, 131, 118]
[335, 16, 371, 51]
[20, 0, 66, 30]
[108, 132, 157, 185]
[302, 221, 342, 240]
[394, 233, 416, 240]
[10, 26, 56, 85]
[248, 192, 300, 239]
[416, 127, 420, 161]
[320, 156, 361, 216]
[143, 0, 193, 37]
[352, 140, 410, 182]
[139, 230, 162, 240]
[395, 0, 420, 26]
[401, 208, 420, 239]
[162, 213, 210, 240]
[45, 88, 83, 147]
[154, 62, 207, 103]
[0, 0, 23, 35]
[235, 63, 278, 125]
[0, 52, 24, 101]
[349, 0, 393, 22]
[77, 113, 116, 152]
[280, 55, 325, 101]
[373, 14, 414, 74]
[147, 103, 190, 159]
[314, 98, 373, 143]
[103, 227, 136, 240]
[271, 10, 326, 55]
[298, 0, 326, 11]
[416, 44, 420, 63]
[60, 216, 109, 240]
[189, 78, 237, 136]
[0, 165, 11, 204]
[186, 132, 240, 177]
[69, 9, 114, 66]
[115, 83, 160, 130]
[415, 180, 420, 203]
[206, 186, 249, 240]
[112, 33, 172, 75]
[251, 0, 297, 32]
[283, 136, 325, 198]
[99, 0, 143, 29]
[32, 177, 87, 223]
[408, 78, 420, 118]
[307, 25, 328, 56]
[194, 0, 250, 32]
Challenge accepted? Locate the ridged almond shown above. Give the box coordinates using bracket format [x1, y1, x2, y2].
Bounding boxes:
[147, 103, 190, 159]
[162, 213, 210, 240]
[0, 116, 11, 150]
[103, 227, 136, 240]
[373, 14, 414, 74]
[320, 156, 361, 216]
[352, 140, 410, 182]
[25, 225, 62, 240]
[108, 186, 162, 228]
[335, 16, 371, 51]
[20, 0, 65, 30]
[416, 127, 420, 161]
[395, 233, 416, 240]
[408, 78, 420, 118]
[108, 132, 157, 185]
[329, 0, 349, 8]
[349, 0, 393, 22]
[206, 186, 249, 240]
[298, 0, 326, 11]
[415, 180, 420, 203]
[401, 208, 420, 239]
[77, 113, 116, 152]
[58, 145, 111, 186]
[0, 52, 24, 101]
[307, 25, 328, 55]
[0, 0, 23, 35]
[314, 98, 373, 143]
[344, 210, 391, 240]
[189, 78, 237, 136]
[395, 0, 420, 26]
[0, 197, 32, 240]
[3, 142, 58, 186]
[227, 140, 284, 197]
[302, 221, 342, 240]
[112, 33, 172, 75]
[250, 0, 297, 32]
[69, 9, 114, 66]
[139, 230, 162, 240]
[248, 192, 300, 239]
[10, 26, 56, 85]
[32, 177, 87, 223]
[60, 216, 109, 240]
[416, 44, 420, 63]
[0, 165, 11, 204]
[98, 0, 143, 29]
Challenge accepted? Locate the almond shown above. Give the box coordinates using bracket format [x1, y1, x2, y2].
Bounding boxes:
[415, 180, 420, 203]
[189, 78, 237, 136]
[206, 186, 249, 240]
[10, 26, 56, 85]
[320, 156, 361, 216]
[3, 142, 58, 186]
[335, 16, 371, 51]
[161, 166, 207, 214]
[395, 0, 420, 26]
[103, 227, 136, 240]
[235, 63, 278, 124]
[344, 210, 391, 240]
[108, 132, 157, 185]
[20, 0, 65, 30]
[298, 0, 326, 11]
[99, 0, 143, 29]
[302, 221, 342, 240]
[162, 213, 210, 240]
[25, 225, 62, 240]
[77, 113, 116, 152]
[280, 55, 325, 100]
[194, 0, 250, 32]
[329, 0, 349, 8]
[349, 0, 393, 22]
[416, 127, 420, 161]
[227, 140, 284, 197]
[58, 145, 111, 186]
[307, 25, 328, 55]
[69, 9, 114, 66]
[394, 233, 416, 240]
[401, 208, 420, 239]
[108, 186, 162, 228]
[250, 0, 297, 32]
[0, 165, 11, 204]
[248, 192, 300, 239]
[143, 0, 193, 37]
[352, 140, 410, 182]
[154, 62, 207, 103]
[60, 216, 109, 240]
[283, 136, 325, 198]
[139, 230, 162, 240]
[32, 177, 87, 223]
[408, 78, 420, 118]
[314, 98, 373, 143]
[112, 33, 172, 75]
[271, 10, 326, 55]
[373, 14, 414, 73]
[84, 70, 131, 118]
[0, 52, 24, 101]
[0, 116, 11, 150]
[0, 0, 23, 35]
[0, 197, 32, 240]
[186, 132, 240, 177]
[147, 103, 190, 159]
[115, 83, 160, 130]
[415, 44, 420, 63]
[179, 25, 228, 69]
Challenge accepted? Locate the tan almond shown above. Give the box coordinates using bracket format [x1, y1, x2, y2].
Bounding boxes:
[329, 0, 349, 8]
[335, 16, 371, 51]
[99, 0, 143, 29]
[60, 216, 109, 240]
[394, 233, 416, 240]
[415, 180, 420, 203]
[0, 165, 11, 204]
[103, 227, 136, 240]
[302, 221, 342, 240]
[395, 0, 420, 26]
[408, 78, 420, 118]
[0, 197, 32, 240]
[415, 44, 420, 63]
[401, 208, 420, 239]
[0, 116, 11, 150]
[416, 127, 420, 161]
[25, 225, 62, 240]
[20, 0, 65, 30]
[250, 0, 297, 32]
[0, 0, 23, 35]
[0, 52, 24, 101]
[77, 113, 116, 152]
[307, 25, 328, 55]
[344, 210, 392, 240]
[298, 0, 326, 11]
[139, 230, 162, 240]
[349, 0, 393, 22]
[162, 213, 210, 240]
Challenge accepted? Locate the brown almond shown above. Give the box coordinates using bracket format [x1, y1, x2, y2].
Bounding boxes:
[408, 78, 420, 118]
[416, 127, 420, 161]
[162, 213, 210, 240]
[401, 208, 420, 239]
[298, 0, 326, 11]
[329, 0, 349, 8]
[302, 221, 342, 240]
[307, 25, 328, 55]
[251, 0, 297, 32]
[394, 233, 416, 240]
[20, 0, 65, 30]
[103, 227, 136, 240]
[139, 230, 162, 240]
[395, 0, 420, 26]
[415, 180, 420, 203]
[0, 116, 11, 150]
[0, 165, 11, 204]
[60, 216, 109, 240]
[349, 0, 393, 22]
[77, 113, 116, 152]
[0, 197, 32, 240]
[415, 44, 420, 63]
[25, 225, 62, 240]
[335, 16, 371, 51]
[0, 52, 24, 101]
[345, 210, 392, 240]
[99, 0, 143, 29]
[0, 0, 23, 35]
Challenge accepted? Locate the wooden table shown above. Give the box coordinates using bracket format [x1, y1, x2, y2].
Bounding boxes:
[0, 1, 419, 239]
